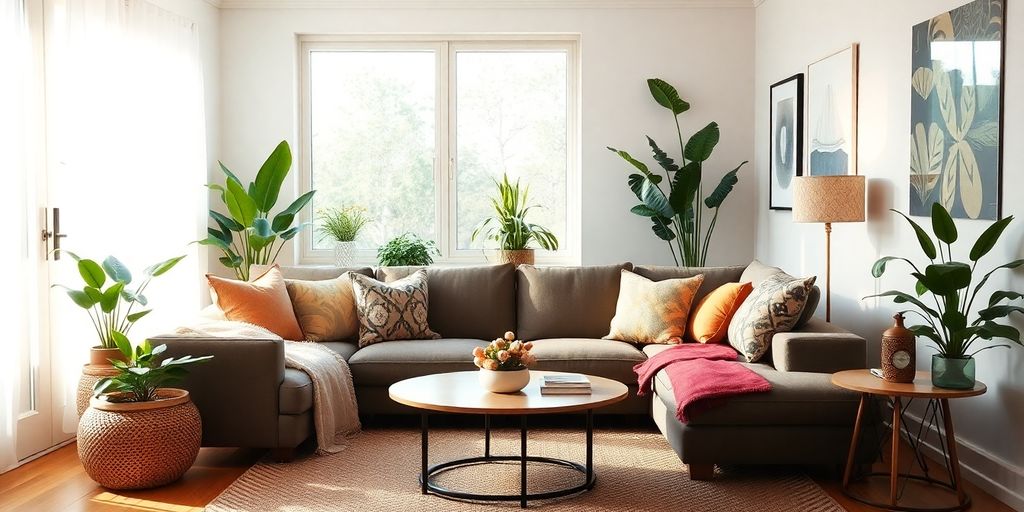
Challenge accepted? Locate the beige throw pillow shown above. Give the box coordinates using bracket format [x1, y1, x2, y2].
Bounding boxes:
[351, 269, 440, 347]
[727, 272, 816, 362]
[285, 273, 359, 342]
[603, 270, 704, 345]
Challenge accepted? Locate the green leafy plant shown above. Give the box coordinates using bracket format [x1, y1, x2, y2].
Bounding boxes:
[200, 141, 315, 280]
[866, 203, 1023, 359]
[608, 78, 748, 266]
[53, 252, 185, 349]
[377, 233, 439, 266]
[471, 174, 559, 251]
[318, 206, 372, 243]
[94, 335, 212, 402]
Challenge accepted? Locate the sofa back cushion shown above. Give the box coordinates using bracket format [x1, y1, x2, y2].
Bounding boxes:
[252, 264, 374, 281]
[516, 263, 632, 340]
[632, 265, 745, 306]
[377, 264, 516, 340]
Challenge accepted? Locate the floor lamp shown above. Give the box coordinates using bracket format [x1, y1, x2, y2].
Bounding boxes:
[792, 175, 865, 323]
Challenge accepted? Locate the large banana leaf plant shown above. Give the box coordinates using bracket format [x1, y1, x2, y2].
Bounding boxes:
[200, 141, 315, 280]
[608, 78, 747, 266]
[866, 203, 1023, 359]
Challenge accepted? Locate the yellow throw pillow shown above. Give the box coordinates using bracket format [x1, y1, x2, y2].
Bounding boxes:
[603, 270, 704, 345]
[285, 273, 359, 342]
[688, 281, 754, 344]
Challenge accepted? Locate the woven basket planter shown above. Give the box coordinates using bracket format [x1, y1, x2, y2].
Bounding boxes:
[78, 388, 202, 490]
[76, 365, 121, 417]
[495, 249, 535, 267]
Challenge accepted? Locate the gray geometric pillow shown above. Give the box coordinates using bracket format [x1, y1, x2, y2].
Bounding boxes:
[727, 272, 816, 362]
[351, 269, 440, 348]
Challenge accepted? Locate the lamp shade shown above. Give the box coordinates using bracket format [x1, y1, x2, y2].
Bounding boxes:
[792, 175, 866, 223]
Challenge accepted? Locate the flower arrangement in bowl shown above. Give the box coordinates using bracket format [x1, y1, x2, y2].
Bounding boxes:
[472, 331, 536, 393]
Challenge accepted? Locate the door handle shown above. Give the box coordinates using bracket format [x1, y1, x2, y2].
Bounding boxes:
[41, 207, 68, 260]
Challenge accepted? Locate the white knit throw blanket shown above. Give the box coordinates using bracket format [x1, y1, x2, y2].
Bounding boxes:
[173, 321, 361, 455]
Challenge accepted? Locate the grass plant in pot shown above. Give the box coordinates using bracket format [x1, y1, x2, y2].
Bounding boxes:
[377, 233, 439, 266]
[866, 203, 1023, 389]
[78, 336, 212, 490]
[319, 205, 371, 267]
[53, 251, 185, 415]
[472, 331, 536, 393]
[471, 174, 559, 266]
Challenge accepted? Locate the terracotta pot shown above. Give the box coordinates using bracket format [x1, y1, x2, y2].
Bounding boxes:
[90, 346, 127, 366]
[496, 249, 535, 267]
[78, 388, 202, 490]
[479, 368, 531, 393]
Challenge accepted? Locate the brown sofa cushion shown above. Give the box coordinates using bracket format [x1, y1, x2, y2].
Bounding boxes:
[378, 264, 516, 340]
[253, 264, 374, 281]
[631, 265, 746, 307]
[516, 263, 632, 340]
[279, 368, 313, 415]
[348, 338, 487, 386]
[528, 338, 647, 383]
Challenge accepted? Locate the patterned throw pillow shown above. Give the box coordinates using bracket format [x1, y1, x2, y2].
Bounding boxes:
[727, 272, 816, 362]
[285, 273, 359, 342]
[603, 270, 705, 345]
[351, 269, 440, 347]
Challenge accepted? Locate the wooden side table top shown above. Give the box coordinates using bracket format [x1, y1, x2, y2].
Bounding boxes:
[389, 370, 629, 415]
[831, 369, 986, 399]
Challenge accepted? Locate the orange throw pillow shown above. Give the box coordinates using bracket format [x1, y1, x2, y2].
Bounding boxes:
[688, 281, 754, 344]
[207, 265, 304, 341]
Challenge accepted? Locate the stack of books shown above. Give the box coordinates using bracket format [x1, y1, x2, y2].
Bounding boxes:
[540, 374, 592, 395]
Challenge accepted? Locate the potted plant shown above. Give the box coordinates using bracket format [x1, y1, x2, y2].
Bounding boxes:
[471, 173, 559, 266]
[472, 331, 536, 393]
[377, 233, 440, 266]
[53, 251, 185, 415]
[77, 336, 212, 490]
[608, 78, 748, 266]
[200, 140, 316, 280]
[318, 205, 371, 267]
[866, 203, 1022, 389]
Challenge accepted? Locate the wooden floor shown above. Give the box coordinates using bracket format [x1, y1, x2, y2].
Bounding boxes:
[0, 441, 1014, 511]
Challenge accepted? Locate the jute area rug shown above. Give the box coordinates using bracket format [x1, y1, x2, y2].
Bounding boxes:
[207, 428, 844, 512]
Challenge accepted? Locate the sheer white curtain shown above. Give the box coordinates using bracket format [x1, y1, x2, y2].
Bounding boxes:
[47, 0, 207, 433]
[0, 0, 32, 472]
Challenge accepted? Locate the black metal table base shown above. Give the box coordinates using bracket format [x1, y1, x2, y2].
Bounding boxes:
[420, 410, 595, 508]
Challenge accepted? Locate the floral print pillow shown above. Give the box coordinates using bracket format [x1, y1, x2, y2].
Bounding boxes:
[727, 272, 816, 362]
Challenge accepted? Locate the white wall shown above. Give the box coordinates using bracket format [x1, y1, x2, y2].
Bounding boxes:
[755, 0, 1024, 507]
[216, 5, 755, 272]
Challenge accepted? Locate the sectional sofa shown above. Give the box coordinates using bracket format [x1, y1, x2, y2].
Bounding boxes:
[156, 262, 872, 477]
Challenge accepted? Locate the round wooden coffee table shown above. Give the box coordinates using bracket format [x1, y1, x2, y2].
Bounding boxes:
[832, 369, 986, 512]
[389, 370, 628, 508]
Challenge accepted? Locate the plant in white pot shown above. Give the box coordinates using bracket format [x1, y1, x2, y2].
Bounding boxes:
[78, 335, 212, 490]
[866, 203, 1022, 389]
[319, 205, 371, 267]
[473, 331, 536, 393]
[53, 251, 185, 415]
[471, 174, 559, 266]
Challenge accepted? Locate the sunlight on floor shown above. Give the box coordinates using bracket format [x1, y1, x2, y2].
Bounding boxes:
[91, 492, 203, 512]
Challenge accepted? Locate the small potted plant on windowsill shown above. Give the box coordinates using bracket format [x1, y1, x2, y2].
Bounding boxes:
[865, 203, 1022, 389]
[377, 233, 440, 266]
[77, 335, 212, 490]
[319, 205, 371, 267]
[472, 331, 536, 393]
[472, 174, 559, 266]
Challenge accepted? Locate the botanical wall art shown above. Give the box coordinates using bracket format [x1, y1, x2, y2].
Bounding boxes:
[806, 44, 859, 176]
[769, 73, 803, 210]
[910, 0, 1004, 220]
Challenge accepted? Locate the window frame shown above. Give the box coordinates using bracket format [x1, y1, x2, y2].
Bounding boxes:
[296, 34, 581, 266]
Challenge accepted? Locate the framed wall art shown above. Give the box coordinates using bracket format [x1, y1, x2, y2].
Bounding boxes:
[769, 73, 803, 210]
[910, 0, 1004, 220]
[806, 44, 859, 176]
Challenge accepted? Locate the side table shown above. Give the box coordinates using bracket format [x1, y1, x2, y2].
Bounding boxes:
[831, 369, 986, 512]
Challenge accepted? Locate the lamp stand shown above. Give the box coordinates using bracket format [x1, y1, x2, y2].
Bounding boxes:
[824, 222, 832, 323]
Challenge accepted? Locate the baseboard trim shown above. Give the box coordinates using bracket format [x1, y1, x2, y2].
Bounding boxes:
[900, 410, 1024, 511]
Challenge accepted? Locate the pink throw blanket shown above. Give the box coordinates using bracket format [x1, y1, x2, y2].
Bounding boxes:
[634, 344, 772, 424]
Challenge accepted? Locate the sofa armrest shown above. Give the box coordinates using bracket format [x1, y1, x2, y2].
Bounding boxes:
[150, 335, 285, 448]
[771, 318, 866, 373]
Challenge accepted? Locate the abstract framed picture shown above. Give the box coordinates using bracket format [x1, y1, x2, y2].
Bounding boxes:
[769, 73, 803, 210]
[910, 0, 1004, 220]
[806, 44, 859, 176]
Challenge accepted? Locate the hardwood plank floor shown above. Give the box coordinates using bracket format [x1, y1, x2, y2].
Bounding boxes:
[0, 441, 1014, 511]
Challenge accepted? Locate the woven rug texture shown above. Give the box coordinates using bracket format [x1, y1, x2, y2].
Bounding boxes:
[207, 427, 844, 512]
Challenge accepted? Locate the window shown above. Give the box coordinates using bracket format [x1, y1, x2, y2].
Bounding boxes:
[299, 36, 579, 264]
